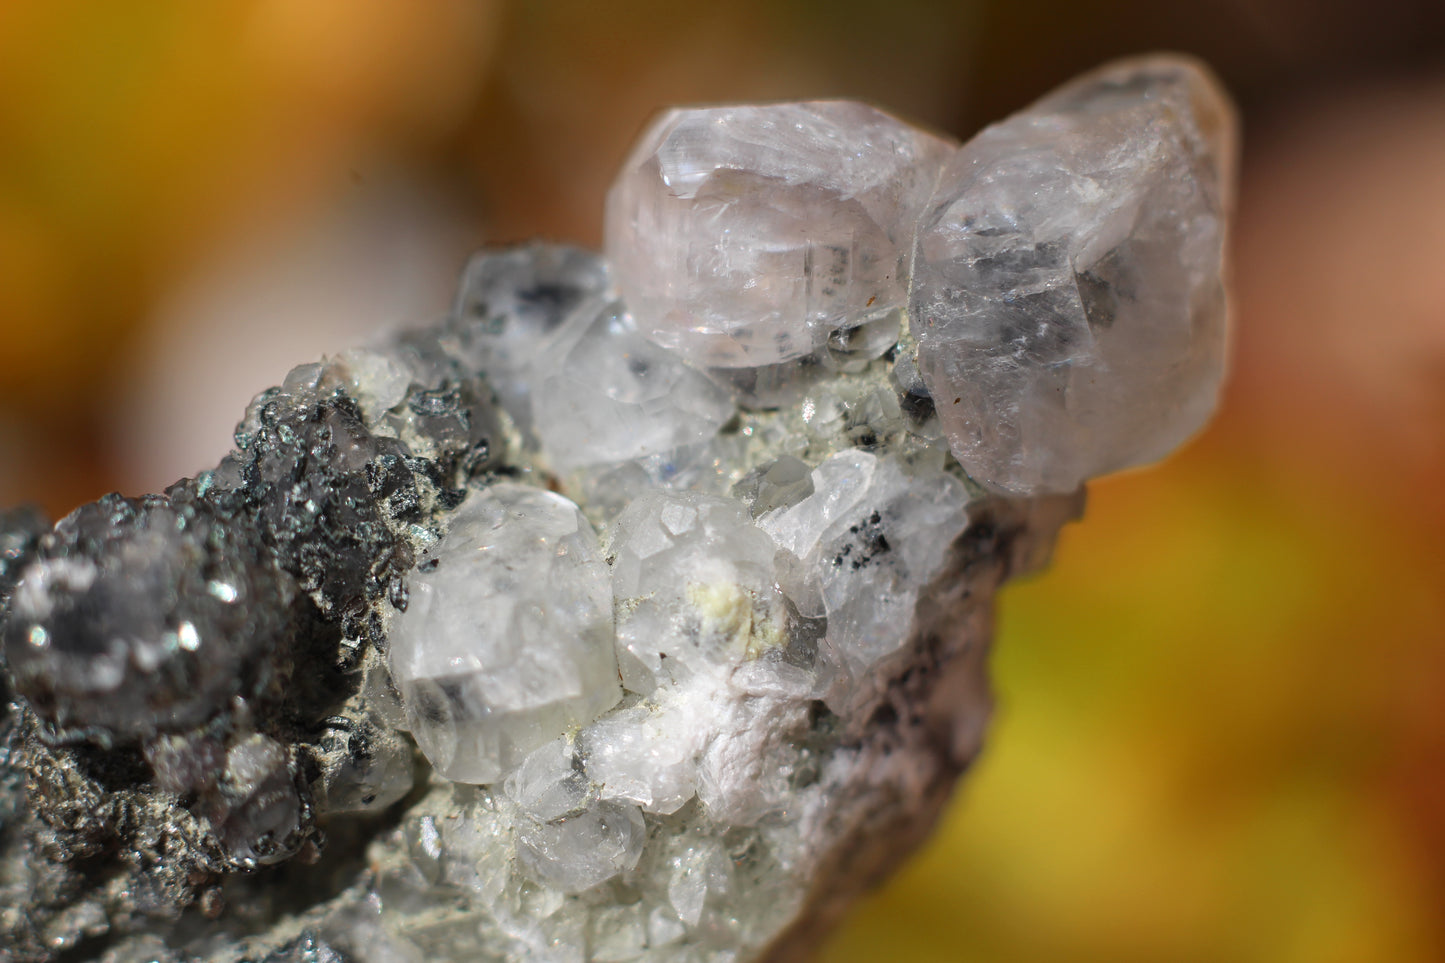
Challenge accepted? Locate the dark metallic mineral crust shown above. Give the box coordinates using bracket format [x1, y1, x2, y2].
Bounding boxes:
[0, 311, 504, 962]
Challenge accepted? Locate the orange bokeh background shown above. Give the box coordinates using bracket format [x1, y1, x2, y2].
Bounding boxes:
[2, 3, 1443, 961]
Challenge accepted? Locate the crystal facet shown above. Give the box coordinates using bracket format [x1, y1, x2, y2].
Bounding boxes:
[388, 483, 620, 783]
[909, 56, 1235, 494]
[606, 101, 955, 368]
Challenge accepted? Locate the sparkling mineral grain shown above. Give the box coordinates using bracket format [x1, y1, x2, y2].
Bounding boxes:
[0, 54, 1235, 963]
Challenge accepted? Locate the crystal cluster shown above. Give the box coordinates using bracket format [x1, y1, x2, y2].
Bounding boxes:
[608, 57, 1233, 494]
[0, 55, 1233, 963]
[389, 483, 619, 784]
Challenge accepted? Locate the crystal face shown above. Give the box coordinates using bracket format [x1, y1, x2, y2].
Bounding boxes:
[909, 56, 1235, 494]
[0, 55, 1234, 963]
[606, 101, 955, 368]
[389, 482, 620, 784]
[609, 489, 783, 694]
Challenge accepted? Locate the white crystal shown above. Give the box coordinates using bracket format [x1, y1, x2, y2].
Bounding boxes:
[910, 56, 1236, 494]
[388, 483, 621, 783]
[431, 794, 516, 903]
[529, 300, 735, 471]
[759, 451, 968, 682]
[504, 737, 593, 822]
[515, 799, 647, 893]
[608, 490, 783, 694]
[580, 700, 705, 815]
[666, 841, 731, 927]
[606, 101, 955, 368]
[337, 347, 412, 426]
[446, 244, 611, 433]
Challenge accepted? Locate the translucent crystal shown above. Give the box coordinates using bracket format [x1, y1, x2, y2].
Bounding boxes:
[0, 55, 1235, 963]
[529, 300, 735, 471]
[910, 56, 1236, 494]
[666, 840, 733, 927]
[515, 799, 647, 893]
[580, 695, 712, 815]
[2, 496, 288, 738]
[758, 451, 969, 681]
[445, 244, 611, 433]
[606, 101, 955, 368]
[388, 483, 620, 783]
[608, 490, 783, 694]
[337, 347, 412, 426]
[732, 455, 814, 517]
[314, 715, 415, 815]
[504, 737, 593, 822]
[215, 734, 304, 867]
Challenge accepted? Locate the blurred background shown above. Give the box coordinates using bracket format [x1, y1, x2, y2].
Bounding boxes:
[2, 1, 1443, 960]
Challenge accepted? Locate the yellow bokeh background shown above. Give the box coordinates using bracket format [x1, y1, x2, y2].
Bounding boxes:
[2, 3, 1443, 961]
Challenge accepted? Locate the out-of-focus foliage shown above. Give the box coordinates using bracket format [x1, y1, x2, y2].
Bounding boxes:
[2, 2, 1443, 961]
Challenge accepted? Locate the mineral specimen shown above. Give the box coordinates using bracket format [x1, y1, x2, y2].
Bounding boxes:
[0, 54, 1234, 963]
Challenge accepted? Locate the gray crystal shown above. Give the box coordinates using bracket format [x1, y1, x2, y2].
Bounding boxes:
[3, 495, 290, 738]
[732, 455, 814, 517]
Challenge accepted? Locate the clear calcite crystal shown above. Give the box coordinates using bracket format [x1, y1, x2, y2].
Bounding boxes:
[610, 489, 783, 693]
[758, 451, 969, 689]
[388, 483, 620, 784]
[909, 56, 1236, 494]
[0, 55, 1235, 963]
[528, 300, 736, 471]
[606, 101, 955, 368]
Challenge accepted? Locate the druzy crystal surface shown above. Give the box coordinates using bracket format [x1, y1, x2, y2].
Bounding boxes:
[0, 55, 1234, 963]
